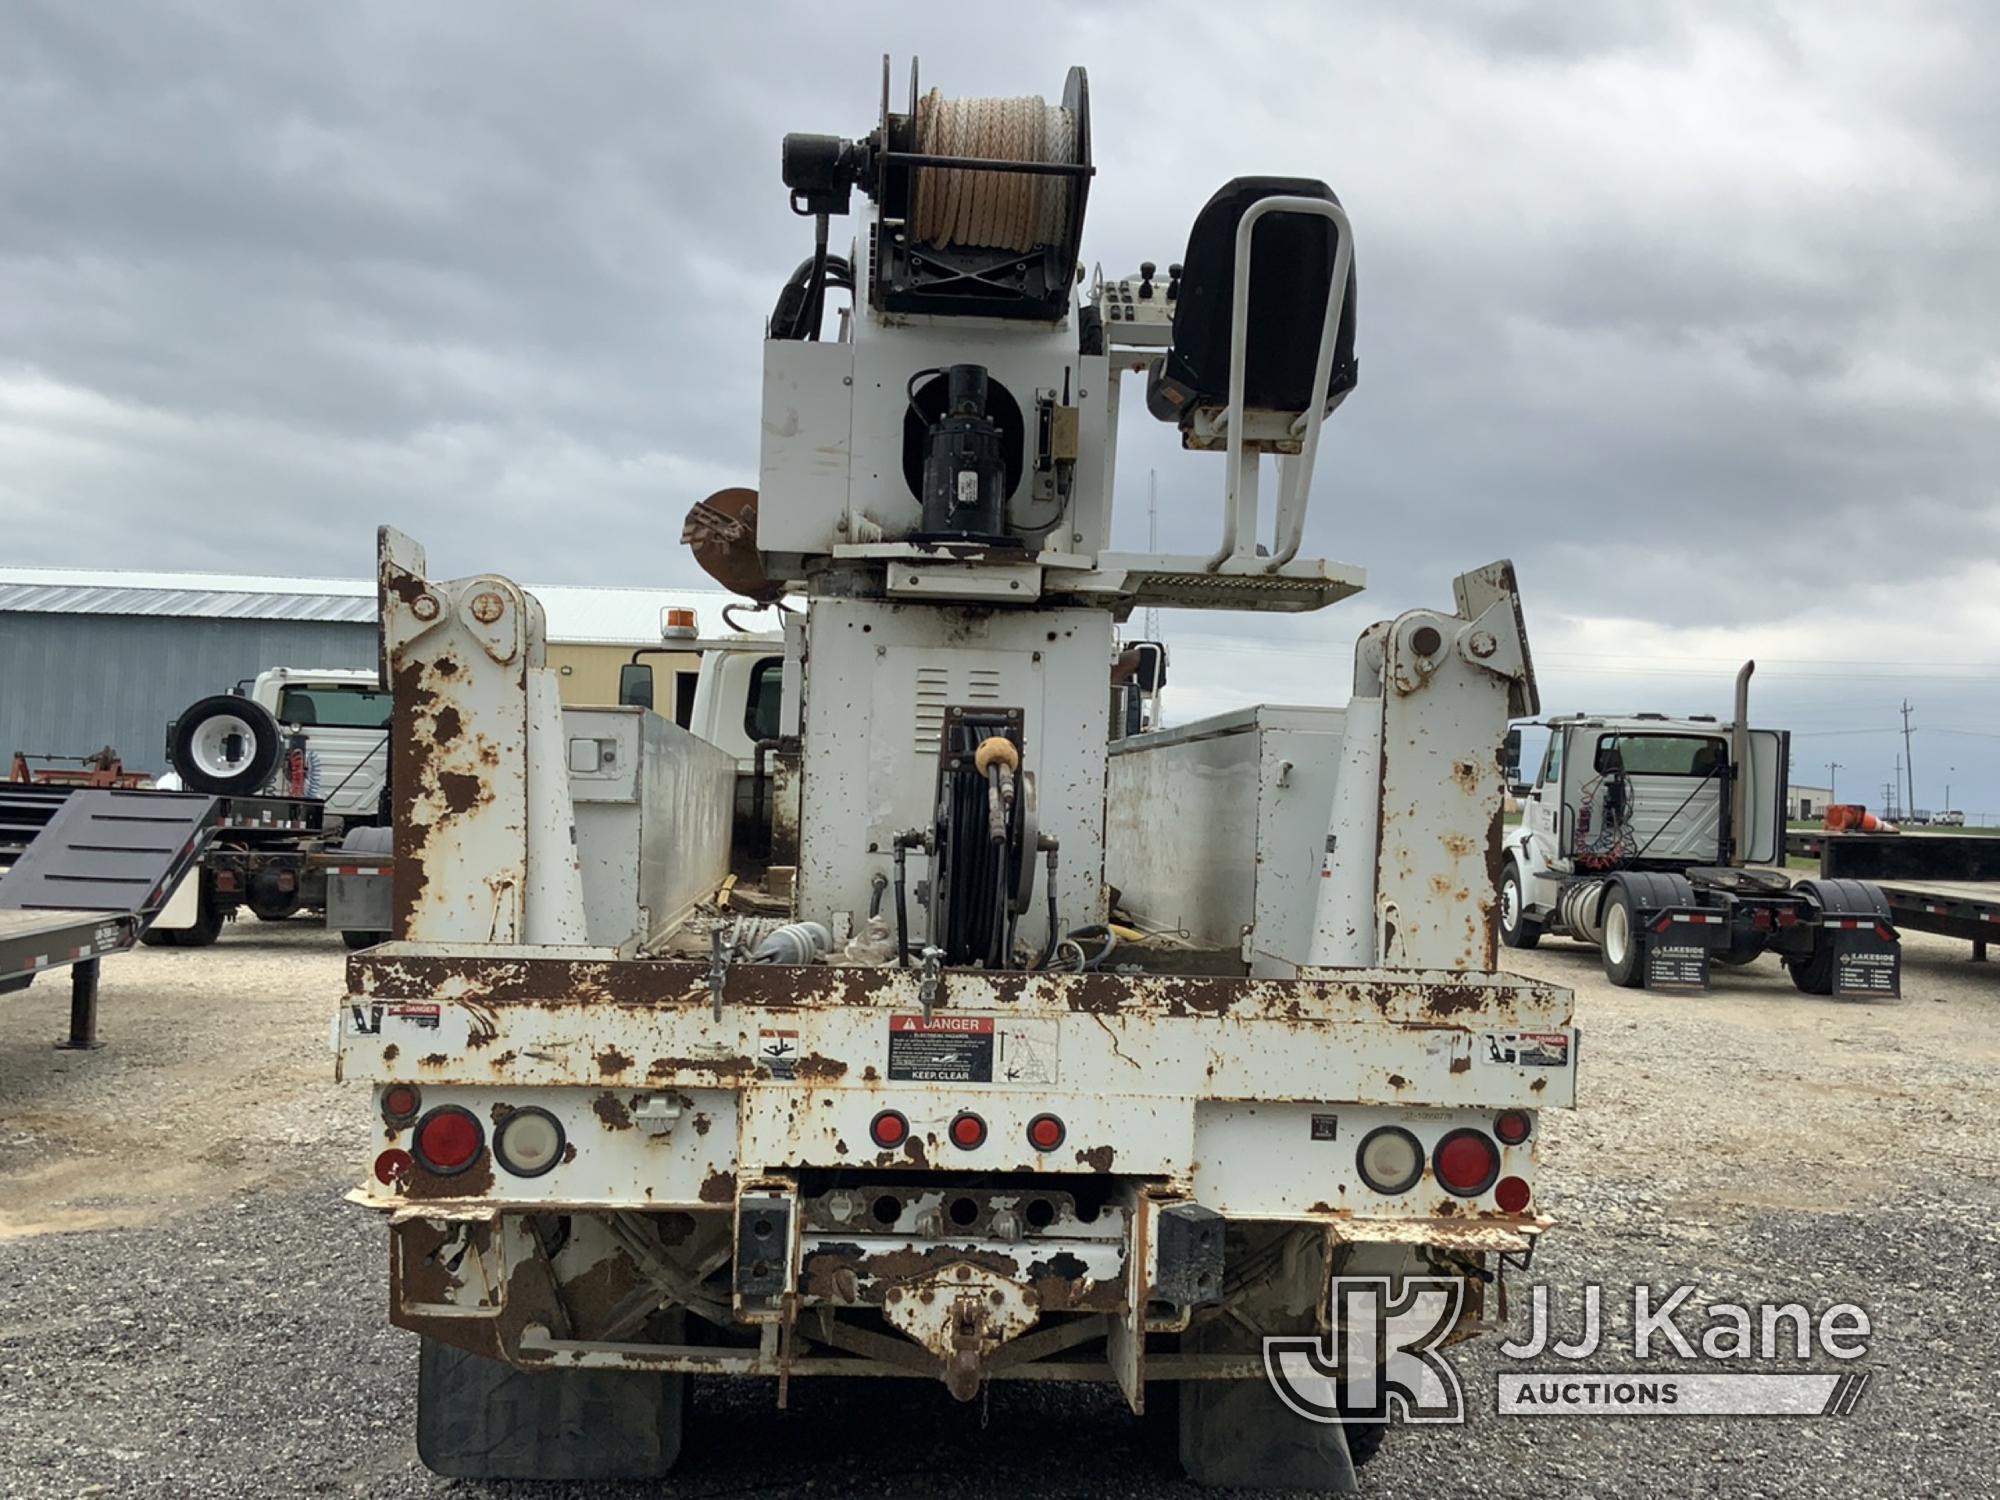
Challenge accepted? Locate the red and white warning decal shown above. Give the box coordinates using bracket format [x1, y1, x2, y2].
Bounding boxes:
[886, 1014, 1059, 1085]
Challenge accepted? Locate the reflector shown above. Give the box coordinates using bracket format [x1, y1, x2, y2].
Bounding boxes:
[413, 1106, 483, 1175]
[870, 1110, 909, 1148]
[1434, 1129, 1501, 1196]
[1026, 1113, 1066, 1151]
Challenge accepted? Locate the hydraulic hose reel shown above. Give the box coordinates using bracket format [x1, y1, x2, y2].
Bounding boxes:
[926, 707, 1040, 967]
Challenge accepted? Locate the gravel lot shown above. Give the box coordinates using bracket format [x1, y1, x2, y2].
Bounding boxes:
[2, 921, 1996, 1498]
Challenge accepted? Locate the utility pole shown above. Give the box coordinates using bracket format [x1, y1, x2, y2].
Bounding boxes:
[1901, 699, 1916, 817]
[1827, 761, 1842, 801]
[1947, 766, 1955, 812]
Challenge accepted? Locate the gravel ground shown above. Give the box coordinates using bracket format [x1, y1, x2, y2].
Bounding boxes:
[2, 921, 1997, 1498]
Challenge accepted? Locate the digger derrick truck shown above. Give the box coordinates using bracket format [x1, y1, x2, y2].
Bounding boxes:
[337, 61, 1575, 1490]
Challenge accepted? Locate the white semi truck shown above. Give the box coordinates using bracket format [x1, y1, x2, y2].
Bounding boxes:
[336, 62, 1573, 1490]
[146, 667, 391, 945]
[1501, 667, 1900, 996]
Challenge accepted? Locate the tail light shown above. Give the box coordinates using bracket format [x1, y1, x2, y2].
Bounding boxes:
[1433, 1130, 1501, 1196]
[381, 1084, 421, 1124]
[870, 1110, 909, 1149]
[1493, 1110, 1531, 1145]
[373, 1148, 413, 1184]
[413, 1106, 484, 1176]
[1495, 1176, 1532, 1213]
[1026, 1113, 1066, 1152]
[493, 1106, 565, 1177]
[1356, 1126, 1424, 1195]
[948, 1112, 987, 1151]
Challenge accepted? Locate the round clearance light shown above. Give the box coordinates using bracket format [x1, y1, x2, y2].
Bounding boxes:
[493, 1106, 566, 1178]
[1495, 1176, 1533, 1214]
[870, 1110, 909, 1149]
[1026, 1114, 1066, 1152]
[413, 1106, 484, 1177]
[373, 1148, 413, 1185]
[1355, 1126, 1424, 1195]
[381, 1084, 421, 1124]
[948, 1112, 988, 1151]
[1434, 1129, 1502, 1197]
[1494, 1110, 1532, 1146]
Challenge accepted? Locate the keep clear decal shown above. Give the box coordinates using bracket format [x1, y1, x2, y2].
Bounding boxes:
[887, 1015, 1059, 1085]
[1480, 1031, 1570, 1068]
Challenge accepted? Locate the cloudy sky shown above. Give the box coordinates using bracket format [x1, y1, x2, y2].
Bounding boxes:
[6, 2, 1999, 815]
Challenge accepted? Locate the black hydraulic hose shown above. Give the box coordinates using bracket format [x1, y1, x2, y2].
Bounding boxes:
[893, 842, 912, 969]
[1036, 846, 1060, 970]
[803, 212, 830, 341]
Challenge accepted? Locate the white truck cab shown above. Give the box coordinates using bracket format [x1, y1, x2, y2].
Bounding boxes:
[1504, 701, 1898, 996]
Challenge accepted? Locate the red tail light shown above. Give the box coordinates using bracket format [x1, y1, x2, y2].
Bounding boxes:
[1495, 1176, 1532, 1213]
[1026, 1113, 1066, 1152]
[382, 1084, 421, 1123]
[948, 1112, 987, 1151]
[373, 1149, 413, 1184]
[1493, 1110, 1531, 1145]
[870, 1110, 909, 1149]
[413, 1106, 484, 1176]
[1433, 1129, 1501, 1196]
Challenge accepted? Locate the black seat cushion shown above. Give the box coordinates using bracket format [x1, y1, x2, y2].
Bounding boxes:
[1154, 176, 1358, 419]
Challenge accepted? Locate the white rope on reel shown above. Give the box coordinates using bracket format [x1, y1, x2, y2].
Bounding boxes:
[911, 89, 1078, 253]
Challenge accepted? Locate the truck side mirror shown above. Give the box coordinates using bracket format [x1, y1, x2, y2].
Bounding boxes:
[1503, 727, 1523, 784]
[618, 663, 655, 711]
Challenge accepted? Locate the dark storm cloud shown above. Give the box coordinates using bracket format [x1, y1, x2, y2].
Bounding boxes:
[4, 1, 1998, 804]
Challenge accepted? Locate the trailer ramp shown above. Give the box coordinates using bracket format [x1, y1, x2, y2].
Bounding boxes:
[0, 788, 220, 1045]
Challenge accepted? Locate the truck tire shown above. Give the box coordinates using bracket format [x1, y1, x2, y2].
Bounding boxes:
[341, 928, 387, 951]
[172, 695, 281, 797]
[1177, 1374, 1363, 1490]
[1499, 862, 1541, 950]
[140, 875, 224, 948]
[1785, 880, 1889, 997]
[1599, 883, 1644, 988]
[415, 1336, 686, 1480]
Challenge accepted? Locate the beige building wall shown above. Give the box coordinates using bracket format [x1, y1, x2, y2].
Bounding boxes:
[549, 643, 702, 718]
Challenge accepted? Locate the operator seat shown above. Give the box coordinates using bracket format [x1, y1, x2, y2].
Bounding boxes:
[1147, 176, 1359, 426]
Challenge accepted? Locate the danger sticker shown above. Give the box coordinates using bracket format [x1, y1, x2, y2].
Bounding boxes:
[386, 1003, 440, 1029]
[1480, 1030, 1570, 1068]
[886, 1015, 1059, 1085]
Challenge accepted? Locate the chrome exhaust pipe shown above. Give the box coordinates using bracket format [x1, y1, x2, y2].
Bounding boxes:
[1730, 661, 1754, 867]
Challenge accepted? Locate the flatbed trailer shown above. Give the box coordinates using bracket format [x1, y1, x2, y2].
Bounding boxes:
[1787, 830, 2000, 961]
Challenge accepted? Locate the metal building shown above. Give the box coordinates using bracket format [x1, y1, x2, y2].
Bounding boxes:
[0, 568, 744, 780]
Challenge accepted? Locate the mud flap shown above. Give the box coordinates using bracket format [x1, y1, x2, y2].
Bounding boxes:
[416, 1330, 686, 1480]
[1826, 918, 1901, 999]
[1640, 909, 1719, 992]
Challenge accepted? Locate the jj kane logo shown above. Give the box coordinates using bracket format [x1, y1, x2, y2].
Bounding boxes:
[1265, 1279, 1875, 1424]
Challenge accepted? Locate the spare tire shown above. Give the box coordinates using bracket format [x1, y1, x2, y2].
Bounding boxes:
[172, 695, 282, 796]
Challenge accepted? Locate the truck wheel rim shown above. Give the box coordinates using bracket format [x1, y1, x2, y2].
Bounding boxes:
[1604, 901, 1630, 965]
[1501, 876, 1520, 931]
[190, 715, 257, 777]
